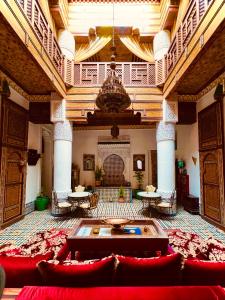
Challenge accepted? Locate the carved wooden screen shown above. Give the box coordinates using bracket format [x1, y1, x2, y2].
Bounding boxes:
[103, 154, 125, 186]
[0, 97, 28, 228]
[198, 101, 225, 227]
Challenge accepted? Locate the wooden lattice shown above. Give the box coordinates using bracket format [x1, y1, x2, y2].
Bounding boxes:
[74, 62, 156, 87]
[164, 0, 212, 78]
[16, 0, 65, 78]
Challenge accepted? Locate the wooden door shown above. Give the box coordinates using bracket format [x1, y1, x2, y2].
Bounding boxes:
[0, 96, 28, 228]
[198, 101, 225, 227]
[200, 150, 224, 222]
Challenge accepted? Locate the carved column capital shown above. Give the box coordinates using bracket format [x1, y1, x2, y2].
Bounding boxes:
[51, 93, 65, 122]
[163, 99, 178, 123]
[156, 121, 175, 142]
[54, 120, 72, 142]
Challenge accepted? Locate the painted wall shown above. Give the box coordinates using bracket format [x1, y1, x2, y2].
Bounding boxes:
[25, 122, 42, 203]
[175, 86, 220, 199]
[73, 128, 156, 189]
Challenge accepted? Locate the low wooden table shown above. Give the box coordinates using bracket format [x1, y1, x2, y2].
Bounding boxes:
[67, 218, 168, 259]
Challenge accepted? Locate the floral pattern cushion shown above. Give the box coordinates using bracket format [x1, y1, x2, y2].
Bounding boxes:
[206, 237, 225, 261]
[0, 228, 70, 259]
[168, 230, 208, 260]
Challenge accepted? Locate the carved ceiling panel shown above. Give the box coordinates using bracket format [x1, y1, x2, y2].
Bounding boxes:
[0, 15, 54, 95]
[175, 20, 225, 95]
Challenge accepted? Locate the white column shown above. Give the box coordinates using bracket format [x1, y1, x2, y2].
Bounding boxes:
[153, 30, 170, 60]
[58, 29, 75, 60]
[53, 120, 73, 200]
[156, 121, 175, 198]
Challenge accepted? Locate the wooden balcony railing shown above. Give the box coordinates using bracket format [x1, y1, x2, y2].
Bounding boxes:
[14, 0, 214, 89]
[155, 0, 214, 86]
[15, 0, 66, 80]
[74, 62, 156, 87]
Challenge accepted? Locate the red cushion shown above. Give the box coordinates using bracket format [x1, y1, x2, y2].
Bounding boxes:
[115, 253, 182, 286]
[37, 256, 115, 287]
[0, 252, 53, 287]
[17, 286, 225, 300]
[183, 259, 225, 286]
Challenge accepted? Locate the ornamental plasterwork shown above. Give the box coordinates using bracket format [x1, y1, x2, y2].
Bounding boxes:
[156, 121, 175, 142]
[54, 120, 73, 142]
[163, 99, 178, 123]
[51, 98, 66, 122]
[98, 143, 131, 182]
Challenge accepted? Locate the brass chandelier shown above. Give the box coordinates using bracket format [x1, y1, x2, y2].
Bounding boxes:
[95, 3, 131, 113]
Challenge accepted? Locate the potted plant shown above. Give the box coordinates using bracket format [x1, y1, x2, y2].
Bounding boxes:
[95, 165, 103, 187]
[133, 171, 144, 199]
[35, 193, 49, 211]
[118, 186, 125, 202]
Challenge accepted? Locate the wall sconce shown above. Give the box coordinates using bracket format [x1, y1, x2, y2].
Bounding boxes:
[28, 149, 41, 166]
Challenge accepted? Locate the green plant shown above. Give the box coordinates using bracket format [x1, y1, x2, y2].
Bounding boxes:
[134, 171, 144, 190]
[95, 165, 103, 181]
[118, 186, 125, 198]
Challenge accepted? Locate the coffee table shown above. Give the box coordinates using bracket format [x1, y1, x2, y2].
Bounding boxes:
[67, 218, 168, 259]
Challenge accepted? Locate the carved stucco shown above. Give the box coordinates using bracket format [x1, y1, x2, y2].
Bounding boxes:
[51, 99, 66, 122]
[98, 143, 131, 182]
[54, 120, 72, 142]
[156, 121, 175, 142]
[163, 99, 178, 123]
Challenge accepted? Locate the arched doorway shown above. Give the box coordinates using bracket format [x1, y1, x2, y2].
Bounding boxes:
[103, 154, 125, 186]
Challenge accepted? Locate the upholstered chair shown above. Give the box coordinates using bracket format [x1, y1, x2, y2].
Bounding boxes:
[146, 185, 156, 193]
[79, 192, 99, 217]
[51, 190, 72, 216]
[75, 185, 85, 192]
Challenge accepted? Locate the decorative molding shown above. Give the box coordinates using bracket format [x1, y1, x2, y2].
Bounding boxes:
[156, 121, 175, 142]
[0, 71, 50, 102]
[163, 99, 178, 123]
[54, 120, 73, 142]
[51, 99, 66, 122]
[178, 73, 225, 102]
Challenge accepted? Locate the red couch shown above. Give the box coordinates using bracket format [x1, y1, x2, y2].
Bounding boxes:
[16, 286, 225, 300]
[1, 252, 225, 300]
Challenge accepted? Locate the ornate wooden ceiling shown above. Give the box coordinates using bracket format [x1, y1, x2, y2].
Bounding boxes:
[175, 20, 225, 96]
[0, 14, 54, 95]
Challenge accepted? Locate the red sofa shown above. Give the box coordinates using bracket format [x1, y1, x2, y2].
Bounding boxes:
[1, 252, 225, 299]
[16, 286, 225, 300]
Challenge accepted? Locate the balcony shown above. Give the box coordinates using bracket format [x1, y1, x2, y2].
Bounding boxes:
[155, 0, 215, 86]
[7, 0, 223, 93]
[73, 62, 156, 87]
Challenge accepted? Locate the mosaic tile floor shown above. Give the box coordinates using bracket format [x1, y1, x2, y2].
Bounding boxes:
[0, 200, 225, 246]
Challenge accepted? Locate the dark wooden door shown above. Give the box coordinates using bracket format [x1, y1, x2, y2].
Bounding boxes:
[198, 101, 225, 227]
[200, 150, 223, 222]
[0, 96, 28, 228]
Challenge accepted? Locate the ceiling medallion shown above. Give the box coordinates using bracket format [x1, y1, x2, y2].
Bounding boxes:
[96, 46, 131, 113]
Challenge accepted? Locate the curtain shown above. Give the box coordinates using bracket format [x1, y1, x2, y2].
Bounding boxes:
[171, 0, 190, 38]
[120, 36, 154, 62]
[75, 36, 111, 62]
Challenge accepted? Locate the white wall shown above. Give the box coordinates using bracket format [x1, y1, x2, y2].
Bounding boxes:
[25, 123, 42, 203]
[73, 128, 156, 189]
[176, 123, 200, 197]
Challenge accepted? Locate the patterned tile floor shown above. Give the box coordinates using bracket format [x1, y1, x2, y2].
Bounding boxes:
[0, 200, 225, 246]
